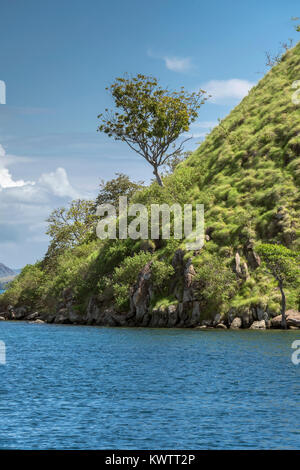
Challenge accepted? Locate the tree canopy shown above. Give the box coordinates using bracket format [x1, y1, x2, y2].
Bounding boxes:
[256, 243, 300, 328]
[256, 244, 299, 285]
[98, 74, 207, 186]
[95, 173, 144, 211]
[44, 199, 96, 264]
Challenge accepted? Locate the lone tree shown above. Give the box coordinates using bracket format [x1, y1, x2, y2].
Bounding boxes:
[97, 74, 207, 186]
[256, 244, 300, 329]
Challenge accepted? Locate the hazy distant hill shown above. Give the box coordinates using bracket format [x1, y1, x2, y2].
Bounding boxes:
[0, 263, 15, 277]
[0, 264, 18, 290]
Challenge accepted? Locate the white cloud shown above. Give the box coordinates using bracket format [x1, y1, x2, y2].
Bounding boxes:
[0, 143, 80, 265]
[202, 79, 256, 103]
[163, 56, 193, 73]
[39, 167, 79, 199]
[0, 144, 78, 200]
[147, 50, 193, 73]
[0, 168, 29, 189]
[0, 144, 34, 189]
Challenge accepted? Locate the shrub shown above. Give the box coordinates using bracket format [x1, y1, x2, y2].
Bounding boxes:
[151, 260, 174, 293]
[194, 254, 237, 314]
[112, 252, 153, 309]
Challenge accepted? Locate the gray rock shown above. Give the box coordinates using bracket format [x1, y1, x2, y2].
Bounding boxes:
[190, 302, 201, 326]
[234, 252, 249, 281]
[171, 249, 185, 269]
[141, 313, 151, 327]
[86, 296, 101, 324]
[271, 310, 300, 328]
[183, 259, 196, 302]
[68, 309, 83, 324]
[227, 308, 236, 324]
[216, 323, 227, 329]
[7, 305, 16, 320]
[26, 312, 40, 321]
[167, 304, 178, 327]
[130, 262, 152, 323]
[55, 308, 70, 324]
[249, 320, 266, 329]
[149, 309, 160, 327]
[241, 309, 253, 328]
[14, 306, 28, 319]
[244, 241, 261, 269]
[234, 252, 242, 277]
[43, 313, 56, 323]
[286, 310, 300, 328]
[230, 317, 242, 329]
[256, 307, 265, 321]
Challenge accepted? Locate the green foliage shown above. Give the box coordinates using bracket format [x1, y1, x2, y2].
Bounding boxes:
[44, 199, 96, 264]
[112, 252, 152, 309]
[256, 243, 300, 285]
[95, 173, 144, 210]
[292, 16, 300, 32]
[256, 243, 300, 326]
[1, 264, 44, 308]
[151, 260, 174, 293]
[194, 254, 238, 313]
[162, 150, 192, 175]
[98, 74, 207, 185]
[112, 254, 174, 309]
[3, 42, 300, 317]
[150, 295, 178, 311]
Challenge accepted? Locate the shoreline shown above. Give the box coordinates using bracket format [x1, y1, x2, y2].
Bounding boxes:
[1, 319, 299, 332]
[0, 308, 299, 330]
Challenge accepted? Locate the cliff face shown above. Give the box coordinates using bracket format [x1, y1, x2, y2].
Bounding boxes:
[1, 43, 300, 328]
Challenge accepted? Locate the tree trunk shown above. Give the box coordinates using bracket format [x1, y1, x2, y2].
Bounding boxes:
[153, 167, 164, 187]
[278, 280, 287, 329]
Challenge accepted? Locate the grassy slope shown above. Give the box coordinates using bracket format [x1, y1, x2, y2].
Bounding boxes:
[1, 43, 300, 317]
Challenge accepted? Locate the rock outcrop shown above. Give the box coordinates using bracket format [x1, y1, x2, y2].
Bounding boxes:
[249, 320, 266, 329]
[230, 317, 242, 329]
[0, 259, 298, 330]
[271, 310, 300, 328]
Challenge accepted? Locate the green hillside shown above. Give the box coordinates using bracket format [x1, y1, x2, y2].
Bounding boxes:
[1, 42, 299, 326]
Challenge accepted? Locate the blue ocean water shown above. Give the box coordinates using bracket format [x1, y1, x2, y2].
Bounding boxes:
[0, 322, 299, 449]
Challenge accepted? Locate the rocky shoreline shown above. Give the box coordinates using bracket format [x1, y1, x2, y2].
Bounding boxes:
[1, 252, 299, 330]
[1, 293, 299, 330]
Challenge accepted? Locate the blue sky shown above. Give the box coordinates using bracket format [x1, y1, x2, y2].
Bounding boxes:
[0, 0, 299, 268]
